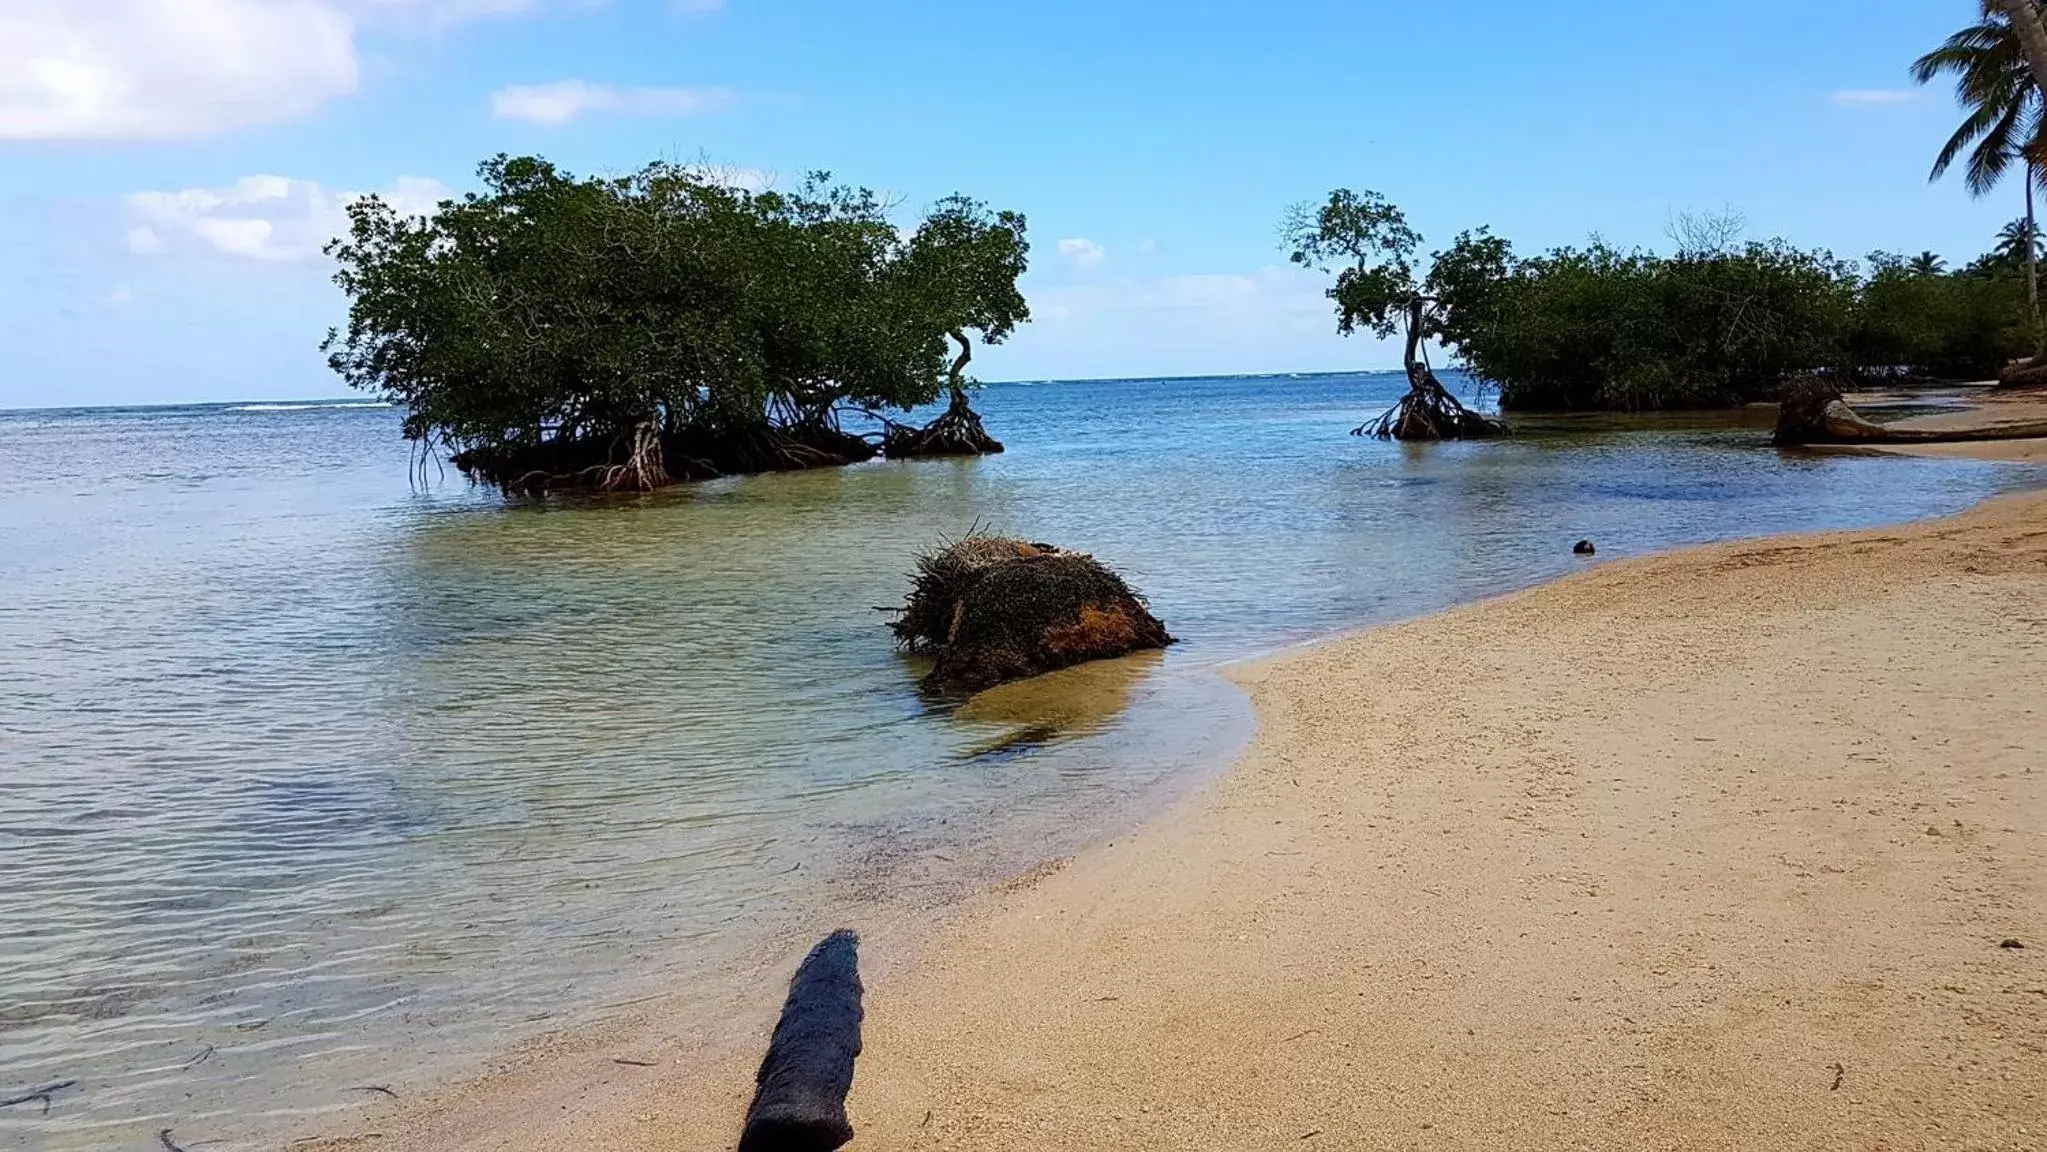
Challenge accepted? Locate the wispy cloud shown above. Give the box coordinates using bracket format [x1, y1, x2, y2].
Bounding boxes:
[491, 80, 732, 126]
[1832, 88, 1921, 106]
[0, 1, 552, 141]
[1057, 237, 1107, 268]
[126, 175, 450, 262]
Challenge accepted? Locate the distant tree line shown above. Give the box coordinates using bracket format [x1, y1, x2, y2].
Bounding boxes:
[1287, 189, 2041, 423]
[1431, 223, 2038, 412]
[325, 155, 1027, 492]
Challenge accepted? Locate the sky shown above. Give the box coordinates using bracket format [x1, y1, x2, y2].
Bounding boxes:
[0, 0, 2029, 408]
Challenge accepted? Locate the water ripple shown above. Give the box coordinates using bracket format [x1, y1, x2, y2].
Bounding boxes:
[2, 379, 2041, 1149]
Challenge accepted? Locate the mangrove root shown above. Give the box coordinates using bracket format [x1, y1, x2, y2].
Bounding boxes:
[893, 533, 1173, 695]
[453, 420, 877, 496]
[1359, 366, 1500, 441]
[882, 392, 1005, 458]
[884, 331, 1004, 458]
[739, 930, 864, 1152]
[1774, 376, 2047, 446]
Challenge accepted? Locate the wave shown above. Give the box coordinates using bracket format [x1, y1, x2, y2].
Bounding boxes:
[230, 402, 393, 413]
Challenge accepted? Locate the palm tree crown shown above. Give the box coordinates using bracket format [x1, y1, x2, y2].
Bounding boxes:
[1914, 0, 2047, 196]
[1909, 250, 1949, 276]
[1996, 217, 2043, 265]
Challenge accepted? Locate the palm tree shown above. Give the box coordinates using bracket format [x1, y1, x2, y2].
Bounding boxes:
[1996, 0, 2047, 91]
[1909, 250, 1949, 276]
[1915, 1, 2047, 355]
[1996, 217, 2042, 268]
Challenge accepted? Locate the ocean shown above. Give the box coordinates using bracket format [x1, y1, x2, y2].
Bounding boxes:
[2, 372, 2039, 1149]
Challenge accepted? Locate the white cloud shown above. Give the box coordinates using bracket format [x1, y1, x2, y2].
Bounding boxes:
[988, 263, 1371, 381]
[0, 1, 543, 140]
[1031, 265, 1323, 320]
[126, 174, 451, 262]
[1832, 89, 1920, 106]
[1057, 237, 1107, 268]
[491, 80, 733, 126]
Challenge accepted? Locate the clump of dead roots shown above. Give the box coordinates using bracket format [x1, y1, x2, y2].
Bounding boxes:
[892, 532, 1173, 695]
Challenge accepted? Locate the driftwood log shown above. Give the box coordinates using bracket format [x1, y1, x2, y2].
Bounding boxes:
[738, 931, 865, 1152]
[1774, 377, 2047, 447]
[1999, 360, 2047, 390]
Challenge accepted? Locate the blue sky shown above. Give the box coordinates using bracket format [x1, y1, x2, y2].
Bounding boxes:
[0, 0, 2028, 408]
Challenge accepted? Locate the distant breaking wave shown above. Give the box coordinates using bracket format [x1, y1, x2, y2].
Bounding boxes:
[230, 402, 394, 413]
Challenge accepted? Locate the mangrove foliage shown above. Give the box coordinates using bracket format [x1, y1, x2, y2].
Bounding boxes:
[324, 155, 1029, 493]
[1289, 189, 2040, 416]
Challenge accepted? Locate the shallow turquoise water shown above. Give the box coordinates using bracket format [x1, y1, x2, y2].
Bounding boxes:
[1, 373, 2040, 1149]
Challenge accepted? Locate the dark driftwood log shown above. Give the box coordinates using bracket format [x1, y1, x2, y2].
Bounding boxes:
[1999, 360, 2047, 390]
[1774, 376, 2047, 447]
[738, 930, 864, 1152]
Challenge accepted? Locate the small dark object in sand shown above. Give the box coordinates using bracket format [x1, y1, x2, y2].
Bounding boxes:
[0, 1080, 76, 1115]
[157, 1129, 188, 1152]
[1829, 1061, 1845, 1091]
[347, 1085, 399, 1100]
[2001, 938, 2026, 949]
[739, 930, 864, 1152]
[1573, 539, 1596, 556]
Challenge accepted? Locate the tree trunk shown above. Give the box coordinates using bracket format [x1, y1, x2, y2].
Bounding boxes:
[2029, 170, 2043, 360]
[1401, 298, 1427, 385]
[1356, 298, 1499, 440]
[878, 329, 1005, 458]
[947, 329, 973, 408]
[1998, 0, 2047, 93]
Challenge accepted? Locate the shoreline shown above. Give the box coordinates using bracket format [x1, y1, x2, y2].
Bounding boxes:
[291, 448, 2047, 1151]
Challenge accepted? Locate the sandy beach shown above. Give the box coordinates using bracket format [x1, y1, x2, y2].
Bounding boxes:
[1879, 386, 2047, 462]
[300, 426, 2047, 1152]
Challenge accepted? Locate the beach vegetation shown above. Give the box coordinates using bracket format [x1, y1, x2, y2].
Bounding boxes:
[323, 155, 1029, 493]
[1915, 0, 2047, 361]
[1281, 189, 1500, 440]
[1281, 205, 2031, 413]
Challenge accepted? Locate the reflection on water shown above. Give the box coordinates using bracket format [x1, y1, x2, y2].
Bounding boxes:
[1, 373, 2042, 1150]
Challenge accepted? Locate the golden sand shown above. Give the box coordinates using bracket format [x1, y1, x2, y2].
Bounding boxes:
[306, 477, 2047, 1152]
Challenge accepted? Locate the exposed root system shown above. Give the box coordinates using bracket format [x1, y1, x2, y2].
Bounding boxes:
[1359, 365, 1501, 441]
[882, 393, 1005, 458]
[452, 419, 878, 496]
[893, 533, 1172, 695]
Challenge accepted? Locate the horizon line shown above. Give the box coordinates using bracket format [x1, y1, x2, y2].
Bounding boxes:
[0, 367, 1435, 415]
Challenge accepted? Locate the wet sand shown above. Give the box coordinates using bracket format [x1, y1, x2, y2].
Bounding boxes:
[1880, 385, 2047, 462]
[305, 478, 2047, 1150]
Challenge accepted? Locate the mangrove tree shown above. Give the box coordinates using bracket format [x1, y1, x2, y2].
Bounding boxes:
[323, 155, 1031, 493]
[1282, 189, 1499, 440]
